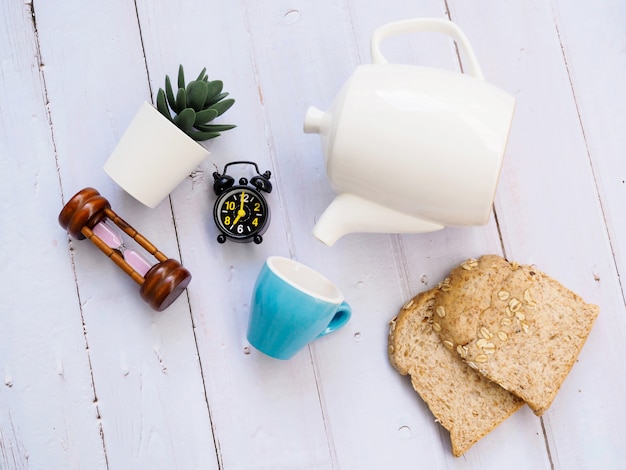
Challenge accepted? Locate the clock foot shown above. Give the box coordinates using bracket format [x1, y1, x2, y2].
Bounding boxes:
[217, 234, 227, 244]
[253, 235, 263, 244]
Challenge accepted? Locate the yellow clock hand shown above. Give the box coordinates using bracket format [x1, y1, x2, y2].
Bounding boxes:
[230, 191, 246, 228]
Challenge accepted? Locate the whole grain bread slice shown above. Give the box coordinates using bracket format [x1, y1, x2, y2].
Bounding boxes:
[388, 287, 524, 457]
[433, 255, 600, 416]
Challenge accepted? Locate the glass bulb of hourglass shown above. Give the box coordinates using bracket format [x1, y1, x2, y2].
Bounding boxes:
[93, 220, 153, 277]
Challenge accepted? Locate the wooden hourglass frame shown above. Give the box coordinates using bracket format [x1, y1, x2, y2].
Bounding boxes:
[58, 187, 191, 311]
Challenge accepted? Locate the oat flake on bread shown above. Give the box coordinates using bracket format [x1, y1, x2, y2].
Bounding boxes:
[433, 254, 599, 416]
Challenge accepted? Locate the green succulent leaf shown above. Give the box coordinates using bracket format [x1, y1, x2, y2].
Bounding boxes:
[156, 89, 172, 121]
[195, 123, 236, 132]
[173, 108, 196, 132]
[194, 108, 219, 125]
[187, 130, 221, 141]
[206, 91, 229, 107]
[196, 67, 207, 81]
[208, 98, 235, 117]
[161, 65, 236, 141]
[204, 80, 223, 105]
[165, 75, 177, 112]
[176, 88, 187, 111]
[177, 64, 185, 90]
[187, 81, 209, 112]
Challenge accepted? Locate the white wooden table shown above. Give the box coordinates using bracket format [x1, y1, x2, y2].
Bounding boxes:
[2, 1, 625, 469]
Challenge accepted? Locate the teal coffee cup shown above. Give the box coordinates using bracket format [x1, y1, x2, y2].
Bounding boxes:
[247, 256, 352, 360]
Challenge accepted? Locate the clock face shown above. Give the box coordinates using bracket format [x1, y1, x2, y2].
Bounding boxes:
[214, 185, 270, 242]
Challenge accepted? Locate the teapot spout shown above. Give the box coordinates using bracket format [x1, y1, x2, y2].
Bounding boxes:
[312, 193, 445, 246]
[303, 106, 330, 134]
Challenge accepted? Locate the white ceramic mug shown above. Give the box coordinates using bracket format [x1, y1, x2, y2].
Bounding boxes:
[304, 18, 516, 246]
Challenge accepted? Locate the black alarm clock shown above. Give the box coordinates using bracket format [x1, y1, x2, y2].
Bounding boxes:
[212, 161, 272, 244]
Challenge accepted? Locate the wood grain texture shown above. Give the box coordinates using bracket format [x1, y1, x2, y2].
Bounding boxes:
[0, 2, 107, 469]
[1, 0, 624, 468]
[449, 0, 626, 467]
[28, 0, 219, 468]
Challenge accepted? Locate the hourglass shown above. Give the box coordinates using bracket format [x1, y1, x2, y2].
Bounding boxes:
[58, 187, 191, 311]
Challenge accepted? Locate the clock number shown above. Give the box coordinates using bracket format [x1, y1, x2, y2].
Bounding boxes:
[214, 182, 269, 242]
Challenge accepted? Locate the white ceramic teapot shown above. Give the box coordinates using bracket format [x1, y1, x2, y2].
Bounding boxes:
[304, 18, 515, 246]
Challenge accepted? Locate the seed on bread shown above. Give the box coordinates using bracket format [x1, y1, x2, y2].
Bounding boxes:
[523, 289, 533, 303]
[498, 290, 510, 301]
[479, 327, 493, 340]
[436, 306, 446, 318]
[461, 258, 479, 271]
[438, 277, 452, 291]
[509, 298, 522, 312]
[524, 289, 537, 308]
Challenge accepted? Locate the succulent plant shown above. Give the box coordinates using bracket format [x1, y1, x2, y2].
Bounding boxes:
[156, 65, 236, 141]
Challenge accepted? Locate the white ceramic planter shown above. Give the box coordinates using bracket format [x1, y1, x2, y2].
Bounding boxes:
[104, 101, 210, 208]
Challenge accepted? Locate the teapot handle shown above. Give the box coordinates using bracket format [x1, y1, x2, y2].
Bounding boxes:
[370, 18, 484, 80]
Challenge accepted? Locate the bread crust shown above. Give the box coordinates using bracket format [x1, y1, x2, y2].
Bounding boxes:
[388, 287, 524, 456]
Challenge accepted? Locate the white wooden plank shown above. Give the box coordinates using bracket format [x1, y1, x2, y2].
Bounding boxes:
[134, 1, 336, 468]
[544, 0, 626, 465]
[0, 2, 107, 468]
[317, 2, 549, 467]
[238, 1, 467, 468]
[1, 0, 625, 468]
[550, 0, 626, 298]
[30, 1, 219, 468]
[448, 0, 626, 467]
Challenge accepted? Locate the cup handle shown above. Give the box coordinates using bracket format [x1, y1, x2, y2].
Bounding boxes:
[317, 301, 352, 338]
[370, 17, 484, 80]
